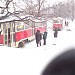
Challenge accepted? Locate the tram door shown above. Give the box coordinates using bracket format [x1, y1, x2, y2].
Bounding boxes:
[4, 22, 16, 47]
[4, 23, 11, 47]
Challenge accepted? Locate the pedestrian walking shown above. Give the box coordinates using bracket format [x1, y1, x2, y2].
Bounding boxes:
[35, 30, 42, 47]
[65, 20, 67, 26]
[43, 31, 47, 45]
[66, 21, 69, 26]
[54, 29, 58, 38]
[40, 33, 42, 46]
[53, 29, 58, 45]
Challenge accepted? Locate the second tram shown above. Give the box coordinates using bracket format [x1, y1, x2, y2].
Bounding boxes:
[52, 17, 63, 31]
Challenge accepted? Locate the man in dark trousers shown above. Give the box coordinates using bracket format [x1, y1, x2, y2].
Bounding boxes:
[53, 29, 58, 45]
[43, 31, 47, 45]
[54, 29, 58, 38]
[35, 30, 42, 47]
[42, 48, 75, 75]
[65, 20, 67, 26]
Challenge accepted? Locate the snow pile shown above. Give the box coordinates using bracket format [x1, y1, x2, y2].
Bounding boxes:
[0, 44, 71, 75]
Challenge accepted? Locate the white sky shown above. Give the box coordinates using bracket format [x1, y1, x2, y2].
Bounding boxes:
[46, 0, 68, 6]
[0, 0, 70, 11]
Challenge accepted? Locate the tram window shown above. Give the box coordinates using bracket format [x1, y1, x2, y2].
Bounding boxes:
[43, 21, 46, 26]
[16, 21, 24, 31]
[60, 20, 62, 23]
[17, 25, 24, 31]
[24, 20, 29, 25]
[3, 23, 6, 33]
[25, 24, 30, 29]
[29, 20, 33, 27]
[53, 20, 59, 23]
[35, 22, 42, 27]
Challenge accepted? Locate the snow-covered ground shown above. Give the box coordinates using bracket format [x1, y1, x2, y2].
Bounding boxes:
[0, 20, 74, 75]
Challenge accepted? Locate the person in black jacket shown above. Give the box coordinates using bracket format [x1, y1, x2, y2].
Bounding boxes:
[65, 20, 67, 26]
[53, 29, 58, 45]
[35, 30, 42, 47]
[43, 31, 47, 45]
[54, 29, 58, 38]
[42, 48, 75, 75]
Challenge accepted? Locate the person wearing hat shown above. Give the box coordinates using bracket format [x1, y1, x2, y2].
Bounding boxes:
[35, 30, 42, 47]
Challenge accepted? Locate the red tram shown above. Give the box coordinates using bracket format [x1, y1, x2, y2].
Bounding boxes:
[0, 16, 47, 47]
[52, 17, 63, 31]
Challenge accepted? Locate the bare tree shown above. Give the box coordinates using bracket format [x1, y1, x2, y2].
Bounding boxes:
[0, 0, 13, 19]
[0, 0, 25, 19]
[0, 0, 47, 19]
[71, 0, 74, 21]
[52, 0, 75, 20]
[36, 0, 46, 17]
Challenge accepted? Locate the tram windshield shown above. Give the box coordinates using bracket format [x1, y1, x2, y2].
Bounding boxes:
[53, 19, 63, 24]
[53, 20, 59, 23]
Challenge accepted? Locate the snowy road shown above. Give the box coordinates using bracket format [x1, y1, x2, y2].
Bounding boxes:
[25, 28, 74, 50]
[0, 20, 74, 75]
[25, 20, 74, 50]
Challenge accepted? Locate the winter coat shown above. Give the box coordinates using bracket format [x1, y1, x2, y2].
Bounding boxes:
[35, 31, 41, 43]
[54, 30, 58, 38]
[65, 21, 67, 26]
[43, 32, 47, 40]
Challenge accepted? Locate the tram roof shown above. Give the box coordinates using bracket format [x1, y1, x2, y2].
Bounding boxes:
[0, 17, 16, 23]
[0, 15, 33, 23]
[33, 19, 45, 22]
[0, 15, 46, 23]
[0, 17, 29, 23]
[53, 17, 63, 20]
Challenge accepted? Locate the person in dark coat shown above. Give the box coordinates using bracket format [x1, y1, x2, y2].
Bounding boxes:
[43, 31, 47, 45]
[35, 30, 42, 47]
[53, 30, 58, 45]
[54, 30, 58, 38]
[42, 48, 75, 75]
[65, 20, 67, 26]
[66, 21, 69, 26]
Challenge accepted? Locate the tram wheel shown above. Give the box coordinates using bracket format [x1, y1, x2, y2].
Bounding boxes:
[18, 42, 24, 48]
